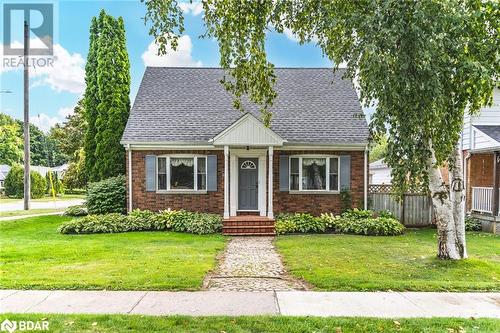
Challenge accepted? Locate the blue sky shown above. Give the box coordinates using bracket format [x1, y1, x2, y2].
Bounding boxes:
[1, 0, 338, 132]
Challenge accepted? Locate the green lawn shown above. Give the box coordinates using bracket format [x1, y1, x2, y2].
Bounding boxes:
[2, 314, 498, 333]
[0, 216, 226, 290]
[0, 208, 64, 217]
[0, 194, 86, 203]
[276, 229, 500, 291]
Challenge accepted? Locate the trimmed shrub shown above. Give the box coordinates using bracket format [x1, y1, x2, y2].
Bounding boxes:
[59, 209, 223, 235]
[465, 215, 482, 231]
[4, 164, 47, 199]
[320, 211, 405, 236]
[275, 213, 325, 235]
[63, 205, 88, 217]
[86, 175, 126, 214]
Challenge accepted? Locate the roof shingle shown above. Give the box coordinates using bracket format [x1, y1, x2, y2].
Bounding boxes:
[122, 67, 369, 145]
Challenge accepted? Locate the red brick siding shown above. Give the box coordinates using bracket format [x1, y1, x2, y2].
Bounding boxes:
[127, 150, 224, 213]
[127, 149, 366, 216]
[272, 150, 365, 216]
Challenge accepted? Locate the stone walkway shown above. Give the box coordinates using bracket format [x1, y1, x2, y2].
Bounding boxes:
[204, 236, 306, 291]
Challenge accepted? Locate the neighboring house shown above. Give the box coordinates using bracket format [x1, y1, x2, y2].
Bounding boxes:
[369, 159, 392, 185]
[0, 164, 69, 190]
[461, 87, 500, 233]
[121, 68, 369, 235]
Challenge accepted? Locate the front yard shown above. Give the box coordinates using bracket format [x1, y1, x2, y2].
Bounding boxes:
[2, 314, 498, 333]
[0, 216, 226, 290]
[276, 229, 500, 291]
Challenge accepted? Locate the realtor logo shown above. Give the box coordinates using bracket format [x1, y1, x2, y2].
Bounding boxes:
[3, 3, 54, 56]
[0, 319, 16, 333]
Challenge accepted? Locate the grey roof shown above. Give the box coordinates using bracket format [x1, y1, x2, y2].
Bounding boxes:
[474, 125, 500, 143]
[122, 67, 369, 145]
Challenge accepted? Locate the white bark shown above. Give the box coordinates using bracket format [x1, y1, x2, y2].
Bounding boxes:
[427, 145, 467, 260]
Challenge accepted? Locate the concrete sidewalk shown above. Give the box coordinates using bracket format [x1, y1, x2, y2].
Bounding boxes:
[1, 290, 499, 318]
[0, 199, 84, 212]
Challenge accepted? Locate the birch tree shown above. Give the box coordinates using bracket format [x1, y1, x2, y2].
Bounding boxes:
[143, 0, 499, 259]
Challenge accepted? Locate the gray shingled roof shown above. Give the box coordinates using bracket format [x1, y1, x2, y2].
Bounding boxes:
[474, 125, 500, 143]
[122, 67, 369, 145]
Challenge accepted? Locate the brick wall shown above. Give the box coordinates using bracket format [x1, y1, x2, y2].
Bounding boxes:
[127, 150, 225, 213]
[272, 150, 365, 216]
[127, 149, 365, 216]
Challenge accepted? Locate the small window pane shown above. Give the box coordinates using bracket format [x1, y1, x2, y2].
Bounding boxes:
[197, 157, 206, 173]
[330, 174, 339, 191]
[158, 157, 167, 173]
[302, 158, 326, 190]
[158, 174, 167, 190]
[170, 158, 194, 189]
[291, 158, 299, 173]
[330, 158, 339, 174]
[290, 158, 299, 190]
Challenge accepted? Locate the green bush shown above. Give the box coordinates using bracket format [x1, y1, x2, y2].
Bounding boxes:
[320, 211, 405, 236]
[465, 215, 482, 231]
[275, 213, 325, 235]
[86, 175, 126, 214]
[46, 171, 64, 195]
[340, 188, 352, 213]
[63, 205, 88, 217]
[59, 209, 223, 235]
[4, 164, 47, 199]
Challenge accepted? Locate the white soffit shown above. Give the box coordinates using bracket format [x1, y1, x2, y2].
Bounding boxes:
[211, 113, 285, 146]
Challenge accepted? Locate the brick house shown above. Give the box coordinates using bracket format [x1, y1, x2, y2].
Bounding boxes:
[121, 68, 369, 234]
[461, 87, 500, 233]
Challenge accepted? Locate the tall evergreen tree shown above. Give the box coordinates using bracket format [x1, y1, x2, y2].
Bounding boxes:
[95, 13, 130, 178]
[83, 16, 100, 181]
[84, 10, 130, 181]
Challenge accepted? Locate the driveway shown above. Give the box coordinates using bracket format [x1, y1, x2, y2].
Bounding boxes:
[0, 199, 84, 212]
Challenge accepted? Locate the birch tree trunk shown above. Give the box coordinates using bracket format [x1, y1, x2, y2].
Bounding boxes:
[426, 145, 467, 260]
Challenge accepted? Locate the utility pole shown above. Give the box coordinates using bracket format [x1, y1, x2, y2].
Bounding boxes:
[23, 21, 30, 210]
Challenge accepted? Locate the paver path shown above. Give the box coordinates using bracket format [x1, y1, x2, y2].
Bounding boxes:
[204, 236, 306, 291]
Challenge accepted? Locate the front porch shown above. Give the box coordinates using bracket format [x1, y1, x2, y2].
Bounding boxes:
[467, 150, 500, 233]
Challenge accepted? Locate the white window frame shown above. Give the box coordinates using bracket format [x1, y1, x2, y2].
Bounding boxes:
[289, 155, 340, 193]
[156, 155, 207, 192]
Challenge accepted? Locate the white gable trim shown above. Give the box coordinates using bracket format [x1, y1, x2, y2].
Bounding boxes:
[210, 113, 285, 146]
[471, 126, 500, 150]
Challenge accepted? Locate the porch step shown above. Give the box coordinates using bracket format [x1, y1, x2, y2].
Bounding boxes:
[222, 216, 275, 236]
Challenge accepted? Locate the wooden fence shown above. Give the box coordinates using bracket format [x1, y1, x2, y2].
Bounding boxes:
[369, 185, 435, 227]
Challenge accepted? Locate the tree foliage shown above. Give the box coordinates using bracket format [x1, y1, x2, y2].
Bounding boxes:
[4, 164, 47, 199]
[84, 10, 131, 181]
[369, 135, 387, 163]
[51, 100, 87, 160]
[0, 113, 23, 165]
[63, 148, 87, 190]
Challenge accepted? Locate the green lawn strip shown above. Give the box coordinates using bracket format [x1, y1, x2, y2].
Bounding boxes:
[0, 194, 86, 203]
[276, 229, 500, 291]
[0, 208, 65, 217]
[0, 216, 226, 290]
[1, 314, 498, 333]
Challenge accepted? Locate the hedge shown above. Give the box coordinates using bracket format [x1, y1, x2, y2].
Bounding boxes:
[86, 175, 126, 214]
[4, 164, 47, 199]
[59, 209, 223, 235]
[276, 209, 405, 236]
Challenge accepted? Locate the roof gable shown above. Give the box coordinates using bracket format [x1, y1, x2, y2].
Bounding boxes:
[211, 113, 285, 146]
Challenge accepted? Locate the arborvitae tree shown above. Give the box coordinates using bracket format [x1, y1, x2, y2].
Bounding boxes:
[83, 16, 100, 181]
[95, 13, 130, 179]
[85, 10, 130, 180]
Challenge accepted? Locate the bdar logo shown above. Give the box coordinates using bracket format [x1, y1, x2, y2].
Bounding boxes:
[0, 319, 17, 333]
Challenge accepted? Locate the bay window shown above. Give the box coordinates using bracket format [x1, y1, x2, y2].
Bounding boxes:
[290, 156, 339, 192]
[157, 156, 207, 191]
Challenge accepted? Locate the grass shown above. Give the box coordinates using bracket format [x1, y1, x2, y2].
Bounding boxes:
[276, 229, 500, 291]
[0, 208, 64, 217]
[1, 314, 498, 333]
[0, 216, 226, 290]
[0, 194, 86, 203]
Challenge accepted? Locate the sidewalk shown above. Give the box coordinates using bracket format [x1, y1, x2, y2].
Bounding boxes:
[1, 290, 498, 318]
[0, 199, 84, 212]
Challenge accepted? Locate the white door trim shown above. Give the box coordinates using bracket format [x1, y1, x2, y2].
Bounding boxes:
[229, 149, 267, 217]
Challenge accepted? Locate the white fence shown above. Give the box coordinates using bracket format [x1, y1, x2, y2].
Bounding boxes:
[471, 187, 499, 214]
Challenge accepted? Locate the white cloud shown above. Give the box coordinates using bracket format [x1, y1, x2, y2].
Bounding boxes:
[142, 35, 202, 67]
[179, 1, 203, 16]
[30, 113, 61, 133]
[57, 106, 74, 118]
[1, 40, 85, 94]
